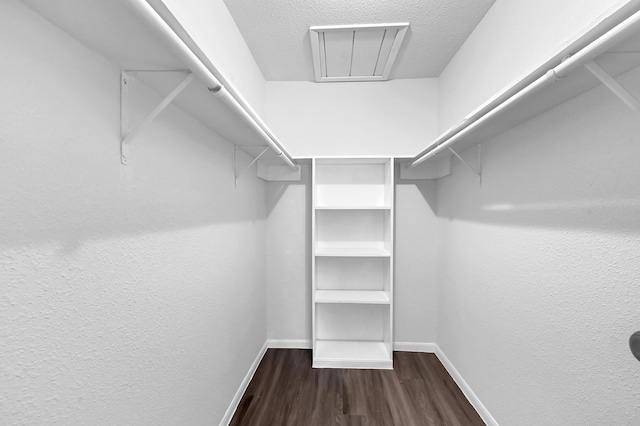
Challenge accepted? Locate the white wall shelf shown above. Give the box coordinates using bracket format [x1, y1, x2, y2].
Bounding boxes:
[315, 247, 391, 257]
[315, 205, 392, 210]
[314, 341, 391, 369]
[25, 0, 298, 179]
[411, 7, 640, 171]
[312, 158, 394, 370]
[315, 290, 390, 304]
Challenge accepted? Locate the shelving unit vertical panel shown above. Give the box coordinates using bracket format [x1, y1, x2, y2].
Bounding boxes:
[384, 158, 394, 208]
[383, 309, 392, 357]
[387, 158, 394, 359]
[311, 158, 318, 357]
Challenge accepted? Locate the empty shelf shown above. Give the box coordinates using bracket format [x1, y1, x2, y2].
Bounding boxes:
[315, 205, 391, 210]
[315, 290, 390, 304]
[313, 340, 392, 369]
[315, 247, 391, 257]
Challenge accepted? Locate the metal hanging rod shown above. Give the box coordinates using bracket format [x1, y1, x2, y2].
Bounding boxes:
[411, 7, 640, 168]
[126, 0, 297, 170]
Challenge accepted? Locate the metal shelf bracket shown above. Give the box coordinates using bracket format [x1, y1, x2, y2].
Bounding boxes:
[234, 146, 269, 188]
[448, 144, 483, 186]
[584, 61, 640, 115]
[120, 70, 194, 164]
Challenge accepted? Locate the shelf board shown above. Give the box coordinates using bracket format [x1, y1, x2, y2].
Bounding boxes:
[314, 157, 391, 165]
[315, 247, 391, 257]
[315, 290, 390, 304]
[313, 340, 392, 369]
[315, 205, 391, 210]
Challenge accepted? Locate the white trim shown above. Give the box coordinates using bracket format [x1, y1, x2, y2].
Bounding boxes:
[381, 26, 408, 79]
[310, 23, 410, 32]
[267, 339, 312, 349]
[293, 155, 416, 160]
[219, 341, 268, 426]
[313, 359, 393, 369]
[308, 23, 409, 82]
[309, 29, 322, 81]
[315, 75, 387, 83]
[434, 346, 499, 426]
[393, 342, 437, 353]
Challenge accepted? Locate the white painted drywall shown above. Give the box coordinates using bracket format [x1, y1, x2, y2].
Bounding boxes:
[265, 165, 312, 345]
[394, 180, 439, 344]
[1, 1, 267, 424]
[265, 79, 438, 158]
[265, 165, 439, 347]
[438, 0, 633, 132]
[161, 0, 267, 115]
[436, 64, 640, 424]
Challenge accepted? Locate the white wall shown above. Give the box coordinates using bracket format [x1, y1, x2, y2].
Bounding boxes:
[436, 65, 640, 424]
[394, 179, 439, 345]
[438, 0, 634, 132]
[265, 79, 438, 158]
[1, 1, 267, 424]
[162, 0, 267, 114]
[265, 165, 312, 345]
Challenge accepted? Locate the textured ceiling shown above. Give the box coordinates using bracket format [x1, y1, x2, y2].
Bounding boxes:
[223, 0, 496, 81]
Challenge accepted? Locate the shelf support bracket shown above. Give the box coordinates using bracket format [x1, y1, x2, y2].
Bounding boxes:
[120, 70, 195, 165]
[235, 146, 269, 188]
[584, 61, 640, 115]
[448, 144, 482, 186]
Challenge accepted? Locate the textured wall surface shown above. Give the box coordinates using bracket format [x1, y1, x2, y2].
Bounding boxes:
[438, 0, 630, 131]
[436, 65, 640, 424]
[265, 79, 438, 158]
[394, 180, 439, 344]
[265, 166, 312, 343]
[1, 1, 267, 424]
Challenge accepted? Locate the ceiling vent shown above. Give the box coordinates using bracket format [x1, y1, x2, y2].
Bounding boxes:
[309, 23, 409, 82]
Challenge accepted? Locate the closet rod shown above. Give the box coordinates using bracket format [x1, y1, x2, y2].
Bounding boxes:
[411, 7, 640, 167]
[126, 0, 297, 170]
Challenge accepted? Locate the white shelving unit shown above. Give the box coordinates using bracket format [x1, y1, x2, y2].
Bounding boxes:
[312, 158, 394, 369]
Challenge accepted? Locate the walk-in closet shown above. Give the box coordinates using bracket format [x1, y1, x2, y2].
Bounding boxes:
[3, 1, 640, 425]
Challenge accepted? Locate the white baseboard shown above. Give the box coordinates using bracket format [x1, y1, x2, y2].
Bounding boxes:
[267, 339, 312, 349]
[219, 340, 268, 426]
[269, 341, 436, 353]
[393, 341, 437, 353]
[434, 346, 498, 426]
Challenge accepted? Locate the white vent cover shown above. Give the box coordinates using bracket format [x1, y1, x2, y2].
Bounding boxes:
[309, 23, 409, 82]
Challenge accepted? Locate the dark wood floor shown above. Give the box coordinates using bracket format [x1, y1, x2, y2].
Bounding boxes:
[229, 349, 484, 426]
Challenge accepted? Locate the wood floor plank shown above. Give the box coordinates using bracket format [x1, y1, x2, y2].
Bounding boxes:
[229, 349, 484, 426]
